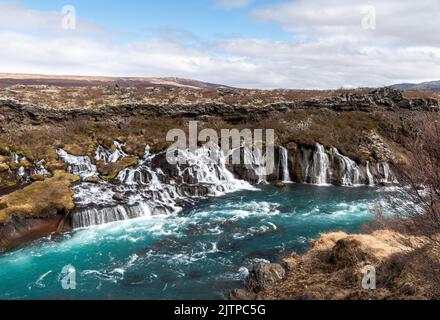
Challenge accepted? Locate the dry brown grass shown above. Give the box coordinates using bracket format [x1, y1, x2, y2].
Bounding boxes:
[245, 230, 439, 300]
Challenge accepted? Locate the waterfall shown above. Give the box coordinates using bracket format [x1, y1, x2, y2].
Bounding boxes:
[366, 161, 375, 186]
[309, 144, 330, 185]
[62, 144, 255, 228]
[10, 152, 19, 164]
[31, 160, 51, 177]
[57, 149, 97, 179]
[377, 162, 395, 184]
[278, 147, 292, 183]
[72, 203, 155, 228]
[95, 141, 127, 163]
[243, 145, 269, 184]
[331, 148, 360, 186]
[17, 166, 25, 179]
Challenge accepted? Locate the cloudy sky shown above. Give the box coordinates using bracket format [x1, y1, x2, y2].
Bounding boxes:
[1, 0, 439, 88]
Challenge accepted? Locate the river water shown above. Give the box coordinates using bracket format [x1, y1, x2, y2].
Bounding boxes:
[0, 184, 386, 300]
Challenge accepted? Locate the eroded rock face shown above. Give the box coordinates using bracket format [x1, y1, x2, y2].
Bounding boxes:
[0, 214, 70, 253]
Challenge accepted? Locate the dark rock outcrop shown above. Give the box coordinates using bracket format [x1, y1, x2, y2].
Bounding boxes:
[245, 263, 286, 292]
[0, 88, 437, 130]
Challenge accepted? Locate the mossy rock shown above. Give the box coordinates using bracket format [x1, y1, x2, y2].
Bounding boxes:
[31, 174, 46, 182]
[20, 159, 32, 169]
[0, 146, 10, 156]
[8, 162, 19, 171]
[98, 157, 138, 181]
[0, 155, 10, 163]
[45, 160, 68, 172]
[0, 172, 80, 224]
[9, 147, 25, 157]
[0, 163, 10, 173]
[275, 181, 286, 188]
[63, 144, 89, 156]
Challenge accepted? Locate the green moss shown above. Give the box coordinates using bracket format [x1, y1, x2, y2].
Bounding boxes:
[0, 172, 80, 224]
[0, 163, 10, 173]
[99, 157, 139, 181]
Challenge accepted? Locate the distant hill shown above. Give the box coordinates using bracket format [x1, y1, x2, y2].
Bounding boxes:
[0, 73, 230, 90]
[391, 80, 440, 91]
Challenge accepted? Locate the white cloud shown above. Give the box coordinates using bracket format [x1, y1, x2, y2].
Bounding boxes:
[0, 1, 106, 35]
[0, 1, 439, 89]
[252, 0, 440, 46]
[215, 0, 254, 10]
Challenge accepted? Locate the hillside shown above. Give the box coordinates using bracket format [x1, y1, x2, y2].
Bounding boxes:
[0, 73, 228, 90]
[391, 80, 440, 92]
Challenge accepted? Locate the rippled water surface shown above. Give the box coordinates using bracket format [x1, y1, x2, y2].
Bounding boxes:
[0, 184, 385, 299]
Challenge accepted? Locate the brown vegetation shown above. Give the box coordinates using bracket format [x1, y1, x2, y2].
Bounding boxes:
[375, 116, 440, 243]
[231, 230, 439, 300]
[0, 171, 79, 224]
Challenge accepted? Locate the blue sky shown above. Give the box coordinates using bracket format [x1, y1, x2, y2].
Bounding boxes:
[1, 0, 439, 88]
[22, 0, 289, 41]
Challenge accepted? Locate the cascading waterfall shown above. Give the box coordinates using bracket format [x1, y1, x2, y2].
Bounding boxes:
[17, 166, 25, 179]
[60, 144, 255, 228]
[95, 141, 127, 163]
[8, 153, 50, 181]
[366, 161, 375, 186]
[72, 203, 157, 229]
[57, 141, 398, 228]
[57, 149, 97, 179]
[308, 144, 330, 185]
[243, 145, 269, 184]
[331, 148, 361, 186]
[31, 160, 51, 177]
[278, 147, 292, 183]
[377, 162, 396, 184]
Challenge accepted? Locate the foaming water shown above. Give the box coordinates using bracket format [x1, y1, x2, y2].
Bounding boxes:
[0, 184, 392, 300]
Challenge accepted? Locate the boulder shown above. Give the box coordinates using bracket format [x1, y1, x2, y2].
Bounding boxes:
[329, 238, 377, 268]
[228, 289, 256, 300]
[245, 263, 286, 292]
[30, 174, 45, 182]
[112, 192, 125, 202]
[0, 163, 9, 173]
[84, 176, 100, 184]
[275, 181, 285, 188]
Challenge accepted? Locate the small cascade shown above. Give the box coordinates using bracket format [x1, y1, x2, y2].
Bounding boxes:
[366, 161, 375, 186]
[95, 141, 127, 163]
[243, 145, 270, 184]
[57, 149, 97, 179]
[308, 144, 330, 185]
[10, 152, 19, 164]
[72, 203, 157, 228]
[31, 160, 51, 177]
[278, 147, 292, 183]
[10, 152, 27, 180]
[58, 140, 398, 229]
[17, 166, 25, 179]
[377, 162, 396, 184]
[331, 148, 361, 186]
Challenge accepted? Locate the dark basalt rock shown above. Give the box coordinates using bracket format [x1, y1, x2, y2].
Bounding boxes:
[0, 214, 69, 253]
[0, 88, 437, 131]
